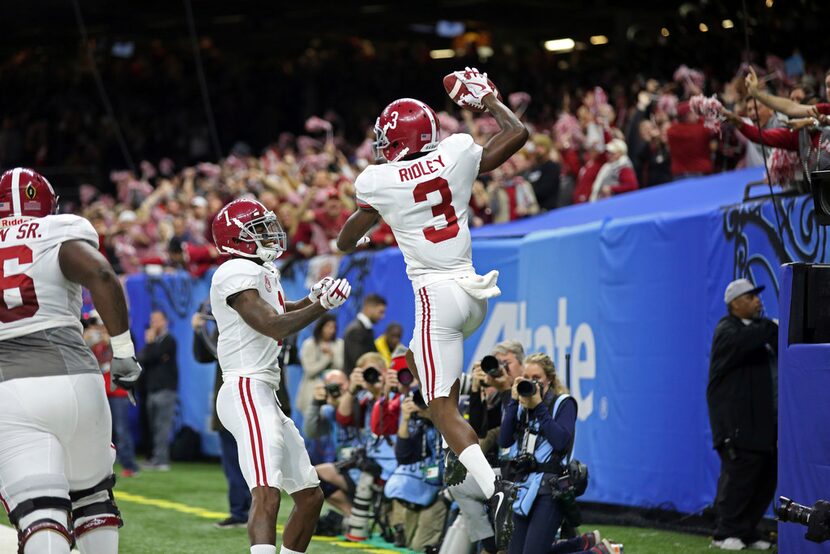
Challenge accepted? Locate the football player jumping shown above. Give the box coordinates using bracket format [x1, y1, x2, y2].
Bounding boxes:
[337, 68, 528, 549]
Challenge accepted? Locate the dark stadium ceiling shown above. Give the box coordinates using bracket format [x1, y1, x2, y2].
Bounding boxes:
[3, 0, 829, 54]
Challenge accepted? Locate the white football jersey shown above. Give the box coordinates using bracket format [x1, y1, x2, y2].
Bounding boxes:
[0, 214, 98, 341]
[210, 257, 286, 388]
[355, 133, 483, 290]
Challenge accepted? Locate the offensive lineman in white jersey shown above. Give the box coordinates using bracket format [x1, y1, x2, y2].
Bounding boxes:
[210, 198, 352, 554]
[0, 168, 142, 554]
[337, 68, 528, 549]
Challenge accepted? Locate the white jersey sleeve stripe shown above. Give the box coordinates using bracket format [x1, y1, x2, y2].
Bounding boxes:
[10, 168, 21, 217]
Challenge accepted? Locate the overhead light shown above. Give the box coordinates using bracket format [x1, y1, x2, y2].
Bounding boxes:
[722, 19, 734, 29]
[477, 46, 494, 58]
[765, 0, 773, 6]
[590, 35, 609, 46]
[661, 27, 670, 37]
[699, 23, 709, 32]
[543, 38, 576, 53]
[429, 49, 456, 60]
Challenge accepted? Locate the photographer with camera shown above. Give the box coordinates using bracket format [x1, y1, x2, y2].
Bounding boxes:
[442, 341, 525, 554]
[384, 381, 447, 551]
[324, 352, 399, 541]
[498, 353, 578, 554]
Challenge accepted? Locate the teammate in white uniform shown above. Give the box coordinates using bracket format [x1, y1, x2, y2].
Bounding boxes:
[337, 68, 528, 549]
[210, 198, 352, 554]
[0, 168, 142, 554]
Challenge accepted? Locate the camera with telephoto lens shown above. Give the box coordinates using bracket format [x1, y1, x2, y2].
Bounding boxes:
[325, 383, 342, 399]
[777, 496, 830, 543]
[517, 378, 540, 397]
[334, 447, 383, 479]
[362, 366, 381, 386]
[391, 367, 414, 393]
[481, 355, 504, 377]
[397, 367, 414, 386]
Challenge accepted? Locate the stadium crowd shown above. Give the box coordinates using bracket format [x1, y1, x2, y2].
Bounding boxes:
[2, 42, 828, 278]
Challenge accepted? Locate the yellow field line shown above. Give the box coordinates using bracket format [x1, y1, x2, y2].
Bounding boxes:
[114, 491, 402, 553]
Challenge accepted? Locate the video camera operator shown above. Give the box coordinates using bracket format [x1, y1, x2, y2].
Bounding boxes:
[442, 340, 525, 554]
[384, 381, 447, 551]
[498, 353, 578, 554]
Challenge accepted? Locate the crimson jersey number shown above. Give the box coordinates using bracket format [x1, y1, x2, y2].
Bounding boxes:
[412, 177, 460, 243]
[0, 245, 39, 323]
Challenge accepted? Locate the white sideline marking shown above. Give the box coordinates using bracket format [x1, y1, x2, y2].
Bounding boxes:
[0, 524, 17, 551]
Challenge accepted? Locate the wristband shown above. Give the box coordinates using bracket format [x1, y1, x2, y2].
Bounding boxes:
[110, 331, 136, 359]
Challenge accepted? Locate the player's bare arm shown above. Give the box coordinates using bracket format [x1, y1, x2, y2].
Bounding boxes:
[283, 297, 312, 312]
[59, 238, 141, 395]
[229, 278, 351, 340]
[230, 289, 326, 340]
[336, 207, 379, 253]
[59, 240, 129, 335]
[478, 94, 529, 174]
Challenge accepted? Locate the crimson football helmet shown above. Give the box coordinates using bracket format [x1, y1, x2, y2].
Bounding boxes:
[0, 168, 58, 220]
[374, 98, 441, 162]
[212, 198, 287, 262]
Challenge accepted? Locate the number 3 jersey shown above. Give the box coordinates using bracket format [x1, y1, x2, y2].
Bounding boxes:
[355, 133, 483, 290]
[0, 214, 101, 382]
[210, 257, 286, 389]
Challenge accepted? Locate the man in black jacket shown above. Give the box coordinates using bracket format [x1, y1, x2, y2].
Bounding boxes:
[343, 294, 386, 374]
[138, 310, 178, 470]
[707, 279, 778, 551]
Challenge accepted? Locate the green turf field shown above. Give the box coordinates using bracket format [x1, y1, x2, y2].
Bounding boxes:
[0, 462, 737, 553]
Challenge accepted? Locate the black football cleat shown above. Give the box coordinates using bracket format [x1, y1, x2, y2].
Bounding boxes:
[487, 477, 515, 551]
[443, 449, 468, 487]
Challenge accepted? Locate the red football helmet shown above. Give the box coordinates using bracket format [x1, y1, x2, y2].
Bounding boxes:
[374, 98, 441, 162]
[0, 168, 58, 221]
[212, 198, 287, 262]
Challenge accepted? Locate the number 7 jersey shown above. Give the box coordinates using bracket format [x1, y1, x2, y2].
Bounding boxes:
[355, 133, 483, 290]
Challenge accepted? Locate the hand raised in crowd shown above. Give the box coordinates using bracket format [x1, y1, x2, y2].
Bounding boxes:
[745, 67, 760, 97]
[313, 382, 327, 403]
[145, 328, 156, 343]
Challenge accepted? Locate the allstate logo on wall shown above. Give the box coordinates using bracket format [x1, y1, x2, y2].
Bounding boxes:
[469, 297, 597, 421]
